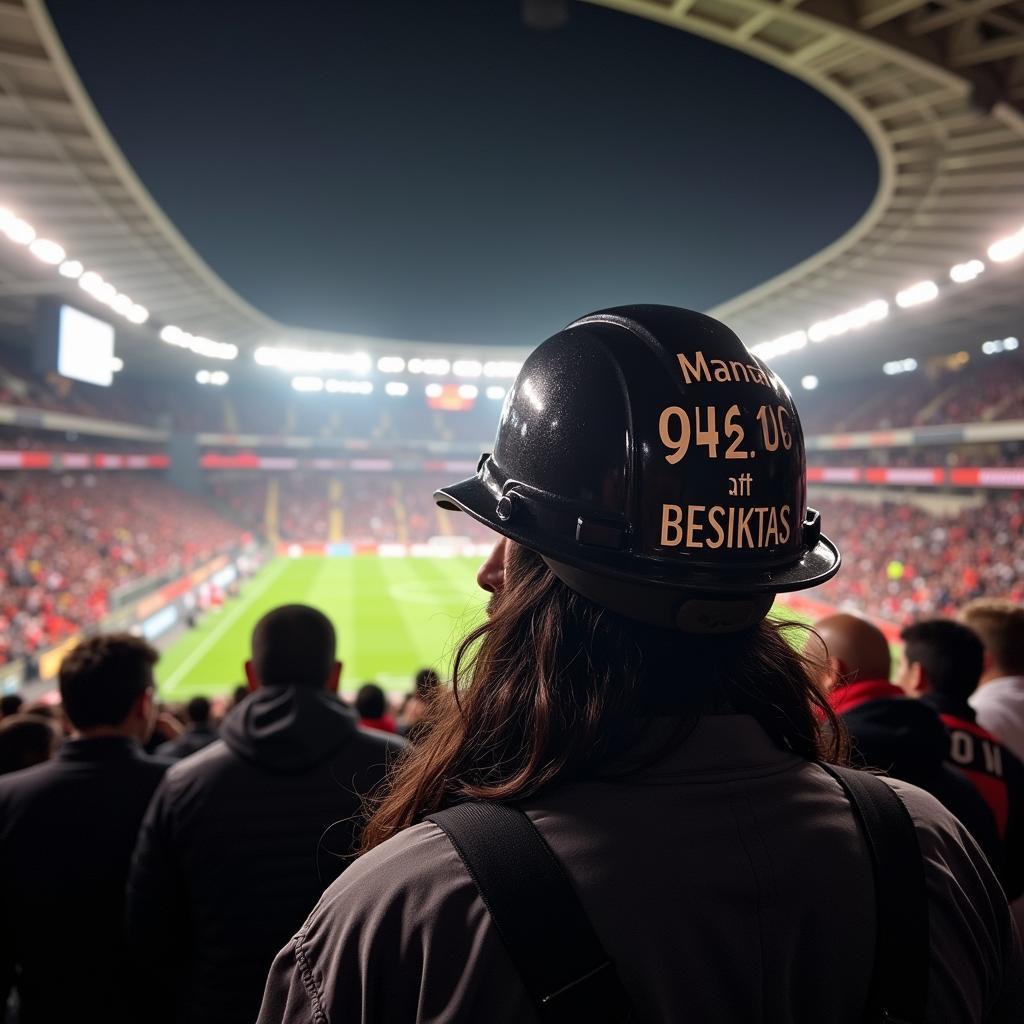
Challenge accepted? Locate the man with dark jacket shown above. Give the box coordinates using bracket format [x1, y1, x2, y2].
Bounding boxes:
[0, 634, 168, 1024]
[898, 617, 1024, 900]
[815, 613, 1001, 867]
[156, 695, 218, 759]
[127, 604, 406, 1024]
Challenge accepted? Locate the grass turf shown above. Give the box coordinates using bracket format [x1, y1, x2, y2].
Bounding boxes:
[155, 555, 865, 703]
[156, 556, 486, 701]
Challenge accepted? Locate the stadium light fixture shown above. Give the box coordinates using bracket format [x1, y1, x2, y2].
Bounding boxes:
[195, 369, 229, 386]
[987, 228, 1024, 263]
[28, 238, 65, 265]
[453, 359, 483, 378]
[408, 357, 451, 376]
[0, 205, 159, 331]
[163, 324, 238, 361]
[808, 299, 888, 343]
[458, 384, 479, 399]
[2, 215, 35, 246]
[895, 281, 938, 309]
[377, 356, 406, 373]
[291, 376, 324, 392]
[425, 382, 443, 398]
[982, 336, 1020, 355]
[751, 330, 807, 361]
[111, 357, 124, 372]
[255, 346, 369, 374]
[800, 375, 819, 390]
[949, 259, 984, 284]
[385, 381, 409, 397]
[882, 358, 917, 375]
[483, 360, 521, 379]
[325, 378, 373, 395]
[78, 270, 100, 294]
[486, 385, 506, 400]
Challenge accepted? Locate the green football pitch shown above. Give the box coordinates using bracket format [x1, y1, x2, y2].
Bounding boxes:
[155, 555, 846, 703]
[156, 556, 487, 701]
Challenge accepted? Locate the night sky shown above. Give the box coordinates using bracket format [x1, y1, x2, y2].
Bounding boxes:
[47, 1, 877, 347]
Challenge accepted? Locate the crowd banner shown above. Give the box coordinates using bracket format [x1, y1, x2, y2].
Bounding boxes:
[0, 451, 169, 470]
[806, 466, 1024, 489]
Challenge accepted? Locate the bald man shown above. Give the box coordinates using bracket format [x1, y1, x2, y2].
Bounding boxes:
[815, 612, 1001, 868]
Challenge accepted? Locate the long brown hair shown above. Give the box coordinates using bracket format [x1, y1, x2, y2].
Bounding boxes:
[362, 543, 845, 851]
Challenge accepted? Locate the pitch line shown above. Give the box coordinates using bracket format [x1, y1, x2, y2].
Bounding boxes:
[161, 559, 288, 692]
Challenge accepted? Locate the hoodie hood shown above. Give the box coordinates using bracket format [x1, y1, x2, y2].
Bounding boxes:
[840, 693, 950, 783]
[221, 686, 358, 774]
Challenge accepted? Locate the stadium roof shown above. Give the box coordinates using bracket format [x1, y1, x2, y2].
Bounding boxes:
[0, 0, 1022, 368]
[592, 0, 1024, 347]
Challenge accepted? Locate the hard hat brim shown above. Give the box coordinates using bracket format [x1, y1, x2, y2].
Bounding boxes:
[435, 474, 842, 596]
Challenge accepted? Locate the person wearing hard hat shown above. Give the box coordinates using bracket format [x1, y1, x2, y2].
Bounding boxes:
[258, 307, 1022, 1023]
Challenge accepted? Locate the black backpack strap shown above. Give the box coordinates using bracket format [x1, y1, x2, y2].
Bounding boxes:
[426, 801, 634, 1023]
[820, 764, 930, 1024]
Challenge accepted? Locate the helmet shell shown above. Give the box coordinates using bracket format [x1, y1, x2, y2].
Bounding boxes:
[436, 305, 839, 626]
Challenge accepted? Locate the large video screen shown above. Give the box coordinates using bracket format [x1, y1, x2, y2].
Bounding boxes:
[56, 305, 115, 387]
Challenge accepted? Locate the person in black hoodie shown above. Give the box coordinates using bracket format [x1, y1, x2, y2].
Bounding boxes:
[155, 695, 218, 760]
[815, 612, 1001, 867]
[127, 604, 406, 1024]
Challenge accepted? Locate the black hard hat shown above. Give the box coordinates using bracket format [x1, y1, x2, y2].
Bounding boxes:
[436, 305, 840, 632]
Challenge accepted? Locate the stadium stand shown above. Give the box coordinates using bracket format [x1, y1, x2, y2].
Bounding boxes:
[811, 494, 1024, 621]
[0, 474, 245, 666]
[800, 349, 1024, 434]
[0, 0, 1023, 1019]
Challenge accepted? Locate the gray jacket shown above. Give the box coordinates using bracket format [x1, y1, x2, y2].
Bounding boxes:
[258, 714, 1023, 1023]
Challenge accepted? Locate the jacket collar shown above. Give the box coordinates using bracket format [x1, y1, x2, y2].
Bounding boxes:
[829, 678, 904, 716]
[621, 714, 798, 777]
[59, 735, 144, 762]
[920, 692, 975, 722]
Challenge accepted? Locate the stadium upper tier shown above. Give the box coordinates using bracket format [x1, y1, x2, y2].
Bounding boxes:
[3, 336, 1021, 450]
[593, 0, 1024, 351]
[0, 0, 1022, 374]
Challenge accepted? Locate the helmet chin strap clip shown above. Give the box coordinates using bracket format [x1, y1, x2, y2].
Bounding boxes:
[803, 508, 822, 548]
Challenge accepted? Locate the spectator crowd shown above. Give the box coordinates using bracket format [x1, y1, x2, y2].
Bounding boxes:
[0, 612, 436, 1023]
[0, 474, 246, 666]
[814, 494, 1024, 621]
[0, 594, 1022, 1022]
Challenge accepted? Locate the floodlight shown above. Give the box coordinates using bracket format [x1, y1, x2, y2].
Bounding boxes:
[29, 239, 65, 265]
[895, 281, 938, 309]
